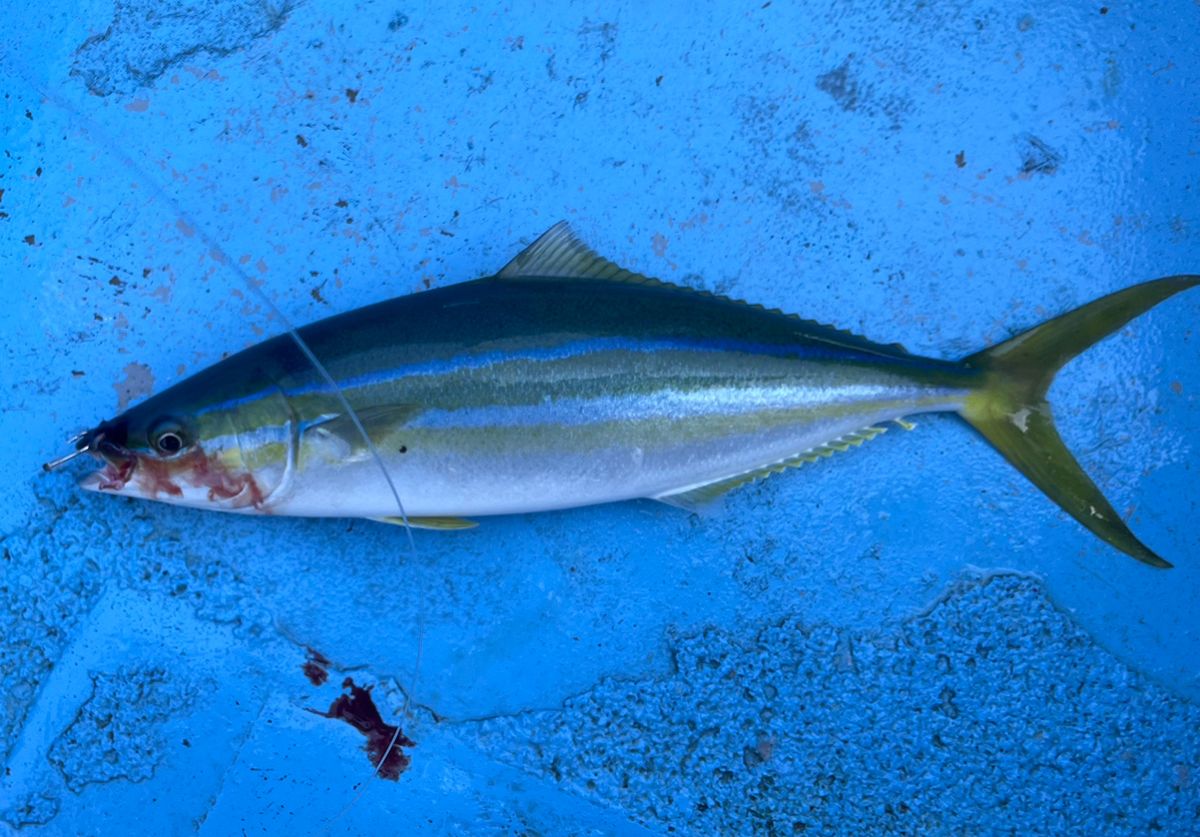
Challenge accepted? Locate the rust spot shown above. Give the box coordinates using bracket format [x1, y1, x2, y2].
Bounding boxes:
[23, 234, 36, 246]
[335, 198, 348, 208]
[1171, 380, 1183, 395]
[296, 134, 308, 147]
[346, 88, 359, 104]
[955, 150, 966, 168]
[312, 679, 414, 780]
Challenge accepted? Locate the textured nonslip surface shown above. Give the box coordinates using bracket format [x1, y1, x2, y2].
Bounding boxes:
[464, 574, 1200, 834]
[3, 0, 1199, 833]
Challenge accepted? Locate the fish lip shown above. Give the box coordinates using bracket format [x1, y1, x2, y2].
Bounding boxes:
[96, 435, 134, 466]
[78, 433, 139, 492]
[77, 468, 108, 492]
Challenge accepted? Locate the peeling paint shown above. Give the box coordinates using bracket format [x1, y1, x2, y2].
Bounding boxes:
[71, 0, 296, 97]
[114, 361, 155, 410]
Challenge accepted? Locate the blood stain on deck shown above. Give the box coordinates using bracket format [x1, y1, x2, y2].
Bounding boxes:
[310, 678, 415, 780]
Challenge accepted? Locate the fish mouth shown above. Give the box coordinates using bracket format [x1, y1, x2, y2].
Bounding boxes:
[44, 423, 139, 493]
[80, 432, 139, 492]
[50, 422, 266, 509]
[78, 455, 137, 493]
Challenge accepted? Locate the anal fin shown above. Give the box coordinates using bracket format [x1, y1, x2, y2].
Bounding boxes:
[654, 424, 890, 512]
[371, 516, 479, 530]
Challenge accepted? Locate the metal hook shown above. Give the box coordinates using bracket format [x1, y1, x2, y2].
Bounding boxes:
[42, 447, 88, 472]
[42, 431, 94, 472]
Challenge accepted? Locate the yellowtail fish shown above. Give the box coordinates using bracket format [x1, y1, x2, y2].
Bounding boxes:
[45, 223, 1198, 567]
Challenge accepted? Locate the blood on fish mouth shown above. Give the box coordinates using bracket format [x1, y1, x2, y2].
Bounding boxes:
[97, 457, 136, 491]
[184, 449, 266, 506]
[86, 445, 266, 508]
[89, 434, 137, 490]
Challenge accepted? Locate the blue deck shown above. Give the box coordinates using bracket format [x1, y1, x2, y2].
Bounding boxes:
[2, 1, 1198, 832]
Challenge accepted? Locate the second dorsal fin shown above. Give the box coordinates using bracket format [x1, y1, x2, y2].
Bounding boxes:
[497, 222, 910, 357]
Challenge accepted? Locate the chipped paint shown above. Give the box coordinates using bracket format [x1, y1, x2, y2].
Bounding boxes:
[113, 362, 155, 410]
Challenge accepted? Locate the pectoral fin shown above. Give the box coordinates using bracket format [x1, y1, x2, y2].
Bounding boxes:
[316, 404, 423, 440]
[304, 404, 423, 461]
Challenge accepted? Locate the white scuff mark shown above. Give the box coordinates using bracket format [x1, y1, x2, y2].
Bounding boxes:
[1008, 406, 1032, 433]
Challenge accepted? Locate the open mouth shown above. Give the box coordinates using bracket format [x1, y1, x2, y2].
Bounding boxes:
[45, 424, 138, 492]
[91, 434, 137, 489]
[82, 448, 138, 491]
[48, 422, 266, 508]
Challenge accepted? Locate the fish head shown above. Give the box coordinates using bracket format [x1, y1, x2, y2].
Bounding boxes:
[69, 371, 296, 513]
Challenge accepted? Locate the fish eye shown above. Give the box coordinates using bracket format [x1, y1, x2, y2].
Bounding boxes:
[149, 419, 190, 456]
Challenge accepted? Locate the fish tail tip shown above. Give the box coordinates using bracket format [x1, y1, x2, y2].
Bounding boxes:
[1138, 549, 1173, 570]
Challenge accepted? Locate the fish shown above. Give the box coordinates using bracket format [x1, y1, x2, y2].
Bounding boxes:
[44, 223, 1198, 567]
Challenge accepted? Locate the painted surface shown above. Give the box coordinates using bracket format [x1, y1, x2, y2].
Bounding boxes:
[2, 0, 1198, 832]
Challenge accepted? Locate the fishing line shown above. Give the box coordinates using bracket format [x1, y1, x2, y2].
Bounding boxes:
[12, 52, 425, 803]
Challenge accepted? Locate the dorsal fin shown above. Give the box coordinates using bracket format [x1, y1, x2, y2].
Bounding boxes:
[497, 221, 652, 283]
[497, 222, 911, 357]
[654, 424, 892, 512]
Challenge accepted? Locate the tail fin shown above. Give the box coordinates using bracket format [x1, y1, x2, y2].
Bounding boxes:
[960, 275, 1199, 568]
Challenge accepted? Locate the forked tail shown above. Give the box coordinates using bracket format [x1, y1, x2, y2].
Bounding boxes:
[959, 275, 1199, 568]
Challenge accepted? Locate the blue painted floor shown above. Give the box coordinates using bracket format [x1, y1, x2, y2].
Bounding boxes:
[3, 1, 1199, 833]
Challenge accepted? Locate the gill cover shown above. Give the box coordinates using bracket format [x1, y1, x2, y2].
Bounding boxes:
[224, 382, 298, 508]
